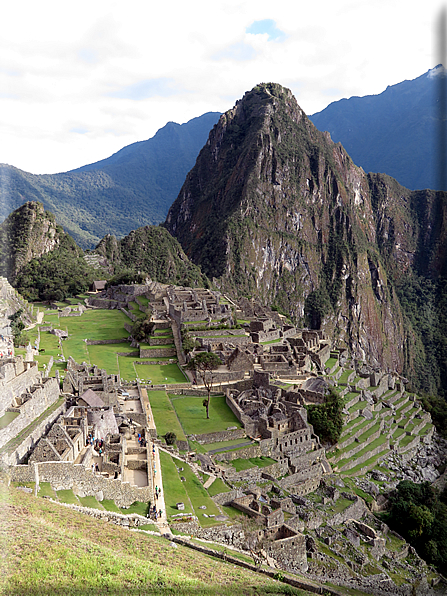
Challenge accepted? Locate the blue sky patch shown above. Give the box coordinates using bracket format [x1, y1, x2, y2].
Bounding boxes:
[246, 19, 286, 41]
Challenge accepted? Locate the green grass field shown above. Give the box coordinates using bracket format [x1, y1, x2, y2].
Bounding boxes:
[136, 363, 186, 384]
[171, 394, 242, 435]
[159, 450, 192, 517]
[230, 457, 276, 472]
[148, 391, 187, 441]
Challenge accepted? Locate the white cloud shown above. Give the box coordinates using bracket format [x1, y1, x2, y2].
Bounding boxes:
[0, 0, 444, 174]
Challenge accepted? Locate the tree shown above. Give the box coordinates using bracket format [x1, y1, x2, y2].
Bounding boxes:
[306, 389, 343, 445]
[132, 319, 154, 342]
[164, 432, 177, 446]
[185, 352, 221, 419]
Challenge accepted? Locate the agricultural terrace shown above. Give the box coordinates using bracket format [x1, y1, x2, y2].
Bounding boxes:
[30, 306, 186, 383]
[158, 450, 222, 527]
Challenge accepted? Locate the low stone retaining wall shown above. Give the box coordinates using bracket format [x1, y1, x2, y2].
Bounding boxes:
[149, 337, 175, 346]
[395, 434, 420, 455]
[211, 488, 244, 506]
[217, 444, 262, 463]
[332, 496, 367, 525]
[193, 429, 246, 444]
[339, 440, 390, 472]
[332, 424, 384, 464]
[86, 338, 129, 345]
[10, 460, 153, 507]
[279, 466, 321, 489]
[140, 347, 177, 358]
[337, 419, 377, 451]
[135, 360, 177, 365]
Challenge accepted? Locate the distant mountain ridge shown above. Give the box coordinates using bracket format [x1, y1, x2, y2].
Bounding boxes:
[310, 66, 447, 191]
[0, 112, 221, 248]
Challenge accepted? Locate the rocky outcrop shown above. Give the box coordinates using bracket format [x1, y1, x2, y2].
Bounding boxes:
[0, 201, 65, 281]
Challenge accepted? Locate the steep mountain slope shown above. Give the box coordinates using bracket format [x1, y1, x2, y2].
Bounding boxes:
[0, 112, 221, 249]
[0, 201, 100, 301]
[0, 201, 66, 282]
[165, 83, 447, 394]
[310, 66, 447, 191]
[94, 226, 209, 288]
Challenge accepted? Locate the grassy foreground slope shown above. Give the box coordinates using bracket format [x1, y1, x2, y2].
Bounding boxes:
[0, 482, 309, 596]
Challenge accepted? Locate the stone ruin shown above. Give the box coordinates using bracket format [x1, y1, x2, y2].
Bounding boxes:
[63, 357, 120, 405]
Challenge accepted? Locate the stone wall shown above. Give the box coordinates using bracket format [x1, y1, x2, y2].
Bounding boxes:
[1, 400, 66, 466]
[217, 444, 262, 463]
[140, 347, 177, 358]
[0, 358, 40, 414]
[0, 376, 60, 450]
[332, 496, 367, 525]
[86, 338, 129, 345]
[211, 488, 244, 506]
[338, 439, 389, 472]
[193, 429, 246, 444]
[278, 465, 322, 490]
[11, 461, 153, 507]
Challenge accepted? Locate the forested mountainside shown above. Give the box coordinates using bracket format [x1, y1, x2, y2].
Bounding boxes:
[0, 201, 99, 301]
[310, 66, 447, 191]
[94, 226, 209, 289]
[0, 112, 220, 249]
[165, 83, 447, 399]
[0, 201, 209, 301]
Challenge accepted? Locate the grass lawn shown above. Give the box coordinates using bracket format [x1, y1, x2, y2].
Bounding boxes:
[324, 357, 338, 369]
[5, 483, 304, 596]
[174, 460, 222, 527]
[101, 499, 122, 513]
[0, 411, 19, 429]
[78, 495, 104, 509]
[221, 504, 247, 520]
[230, 457, 276, 472]
[159, 450, 192, 518]
[35, 331, 63, 374]
[56, 489, 80, 505]
[117, 356, 137, 381]
[121, 501, 149, 516]
[87, 344, 120, 374]
[148, 391, 187, 441]
[64, 309, 131, 342]
[37, 482, 56, 499]
[171, 394, 242, 435]
[138, 523, 159, 532]
[137, 363, 186, 384]
[207, 477, 231, 497]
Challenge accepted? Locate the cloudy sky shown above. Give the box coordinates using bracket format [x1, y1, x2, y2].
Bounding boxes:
[0, 0, 444, 174]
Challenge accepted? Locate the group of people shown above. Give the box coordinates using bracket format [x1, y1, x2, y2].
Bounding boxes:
[86, 434, 104, 455]
[147, 504, 163, 521]
[137, 433, 146, 447]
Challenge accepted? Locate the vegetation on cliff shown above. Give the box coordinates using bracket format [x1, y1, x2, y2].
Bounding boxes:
[14, 232, 98, 302]
[382, 480, 447, 574]
[95, 226, 209, 288]
[306, 391, 343, 445]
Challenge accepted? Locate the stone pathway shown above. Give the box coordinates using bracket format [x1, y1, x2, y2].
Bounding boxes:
[203, 474, 216, 489]
[150, 442, 169, 533]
